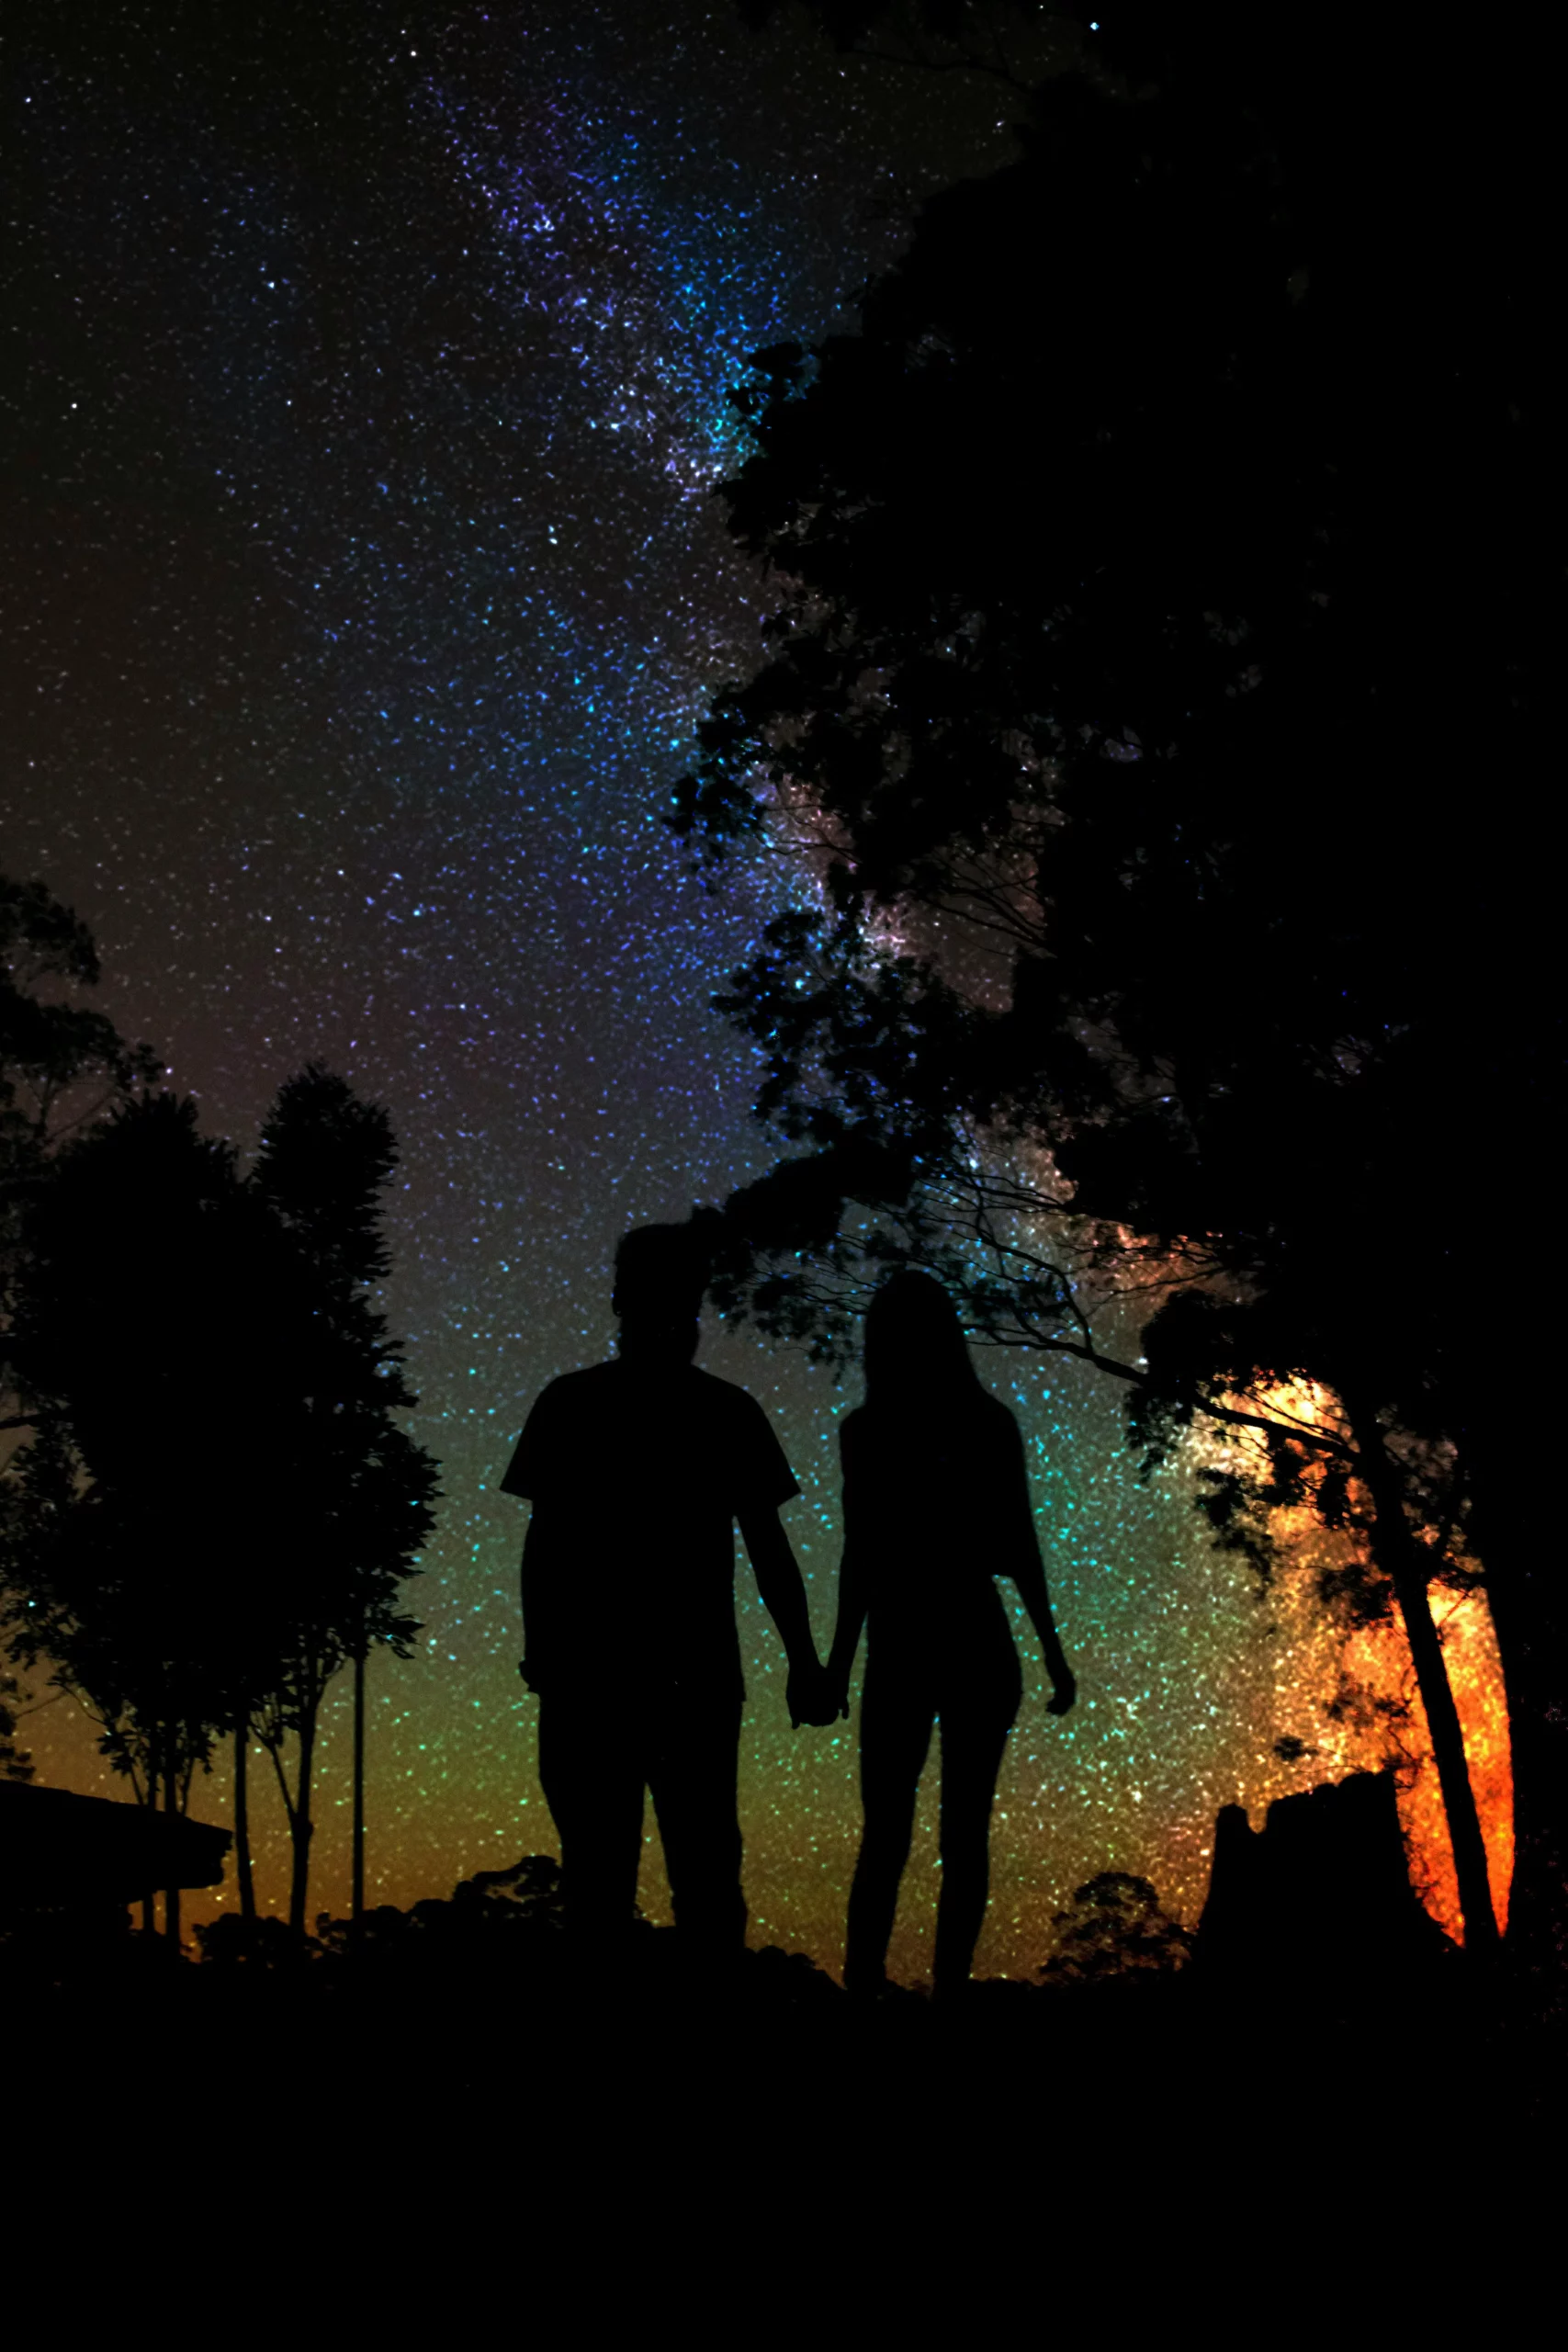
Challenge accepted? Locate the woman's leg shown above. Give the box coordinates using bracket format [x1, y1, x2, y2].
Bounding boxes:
[845, 1663, 934, 1994]
[933, 1666, 1021, 1997]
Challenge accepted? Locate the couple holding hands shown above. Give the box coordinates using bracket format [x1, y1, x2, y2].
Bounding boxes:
[502, 1224, 1076, 1997]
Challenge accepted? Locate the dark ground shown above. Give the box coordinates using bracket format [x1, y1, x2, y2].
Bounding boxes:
[9, 1890, 1563, 2190]
[7, 1860, 1562, 2325]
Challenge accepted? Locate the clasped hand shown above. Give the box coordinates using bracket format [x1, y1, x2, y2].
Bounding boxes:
[787, 1656, 848, 1729]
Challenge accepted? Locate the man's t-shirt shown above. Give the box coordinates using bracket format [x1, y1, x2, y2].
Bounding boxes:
[501, 1359, 799, 1702]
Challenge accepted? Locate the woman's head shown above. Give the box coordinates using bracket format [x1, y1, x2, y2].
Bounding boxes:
[862, 1269, 980, 1408]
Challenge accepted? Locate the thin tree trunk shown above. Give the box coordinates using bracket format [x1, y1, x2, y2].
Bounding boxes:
[164, 1736, 181, 1950]
[1472, 1525, 1562, 1973]
[139, 1728, 154, 1932]
[352, 1646, 366, 1928]
[1348, 1396, 1500, 1958]
[234, 1715, 255, 1923]
[288, 1704, 317, 1938]
[1447, 1387, 1562, 1977]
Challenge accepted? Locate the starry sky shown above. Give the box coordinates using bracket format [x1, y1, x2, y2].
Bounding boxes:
[1, 1, 1509, 1973]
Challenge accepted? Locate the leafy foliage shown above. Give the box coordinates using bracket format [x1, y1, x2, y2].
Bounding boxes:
[0, 1668, 33, 1783]
[1041, 1871, 1192, 1984]
[679, 11, 1565, 1952]
[676, 28, 1558, 1436]
[0, 1095, 272, 1804]
[2, 873, 160, 1406]
[682, 5, 1560, 1375]
[0, 876, 159, 1169]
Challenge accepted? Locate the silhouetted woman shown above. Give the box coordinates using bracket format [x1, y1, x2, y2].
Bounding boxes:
[827, 1271, 1076, 1997]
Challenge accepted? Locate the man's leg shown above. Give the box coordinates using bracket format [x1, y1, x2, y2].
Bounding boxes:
[648, 1692, 747, 1957]
[537, 1688, 645, 1947]
[845, 1663, 934, 1995]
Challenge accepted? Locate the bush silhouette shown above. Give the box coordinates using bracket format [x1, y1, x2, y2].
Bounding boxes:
[1041, 1873, 1193, 1985]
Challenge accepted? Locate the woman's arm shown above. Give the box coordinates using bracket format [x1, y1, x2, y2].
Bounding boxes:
[827, 1417, 873, 1717]
[1011, 1535, 1077, 1715]
[1002, 1419, 1076, 1715]
[826, 1538, 869, 1719]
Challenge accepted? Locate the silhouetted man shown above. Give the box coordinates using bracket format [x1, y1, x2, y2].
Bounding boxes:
[501, 1224, 829, 1957]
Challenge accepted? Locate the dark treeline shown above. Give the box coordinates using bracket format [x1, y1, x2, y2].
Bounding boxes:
[674, 6, 1564, 1973]
[0, 873, 438, 1937]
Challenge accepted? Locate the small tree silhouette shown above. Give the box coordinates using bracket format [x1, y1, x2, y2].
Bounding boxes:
[1041, 1873, 1193, 1986]
[0, 1669, 34, 1782]
[1, 872, 159, 1284]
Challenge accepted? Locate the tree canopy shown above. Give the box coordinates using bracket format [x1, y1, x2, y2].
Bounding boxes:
[675, 15, 1565, 1961]
[2, 874, 160, 1407]
[2, 1093, 271, 1806]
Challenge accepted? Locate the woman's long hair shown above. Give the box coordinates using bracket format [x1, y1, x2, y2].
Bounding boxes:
[862, 1270, 985, 1417]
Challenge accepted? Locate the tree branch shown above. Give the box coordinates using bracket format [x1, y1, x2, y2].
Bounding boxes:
[849, 41, 1032, 89]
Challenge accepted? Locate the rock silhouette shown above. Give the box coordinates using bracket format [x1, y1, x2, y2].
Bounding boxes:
[1194, 1769, 1458, 1989]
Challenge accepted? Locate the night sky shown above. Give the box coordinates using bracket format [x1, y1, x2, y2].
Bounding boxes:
[2, 2, 1509, 1972]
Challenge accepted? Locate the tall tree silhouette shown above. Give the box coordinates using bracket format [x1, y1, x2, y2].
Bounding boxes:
[249, 1066, 437, 1936]
[5, 872, 186, 1928]
[676, 14, 1562, 1958]
[1, 1045, 437, 1941]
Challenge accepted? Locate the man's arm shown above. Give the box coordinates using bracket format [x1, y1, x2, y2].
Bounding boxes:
[738, 1504, 833, 1727]
[518, 1515, 548, 1693]
[503, 1385, 557, 1690]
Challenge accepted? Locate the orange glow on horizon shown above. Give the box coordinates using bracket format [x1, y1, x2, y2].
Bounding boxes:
[1198, 1375, 1514, 1945]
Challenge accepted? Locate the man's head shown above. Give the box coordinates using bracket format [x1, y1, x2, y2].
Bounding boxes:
[612, 1223, 709, 1366]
